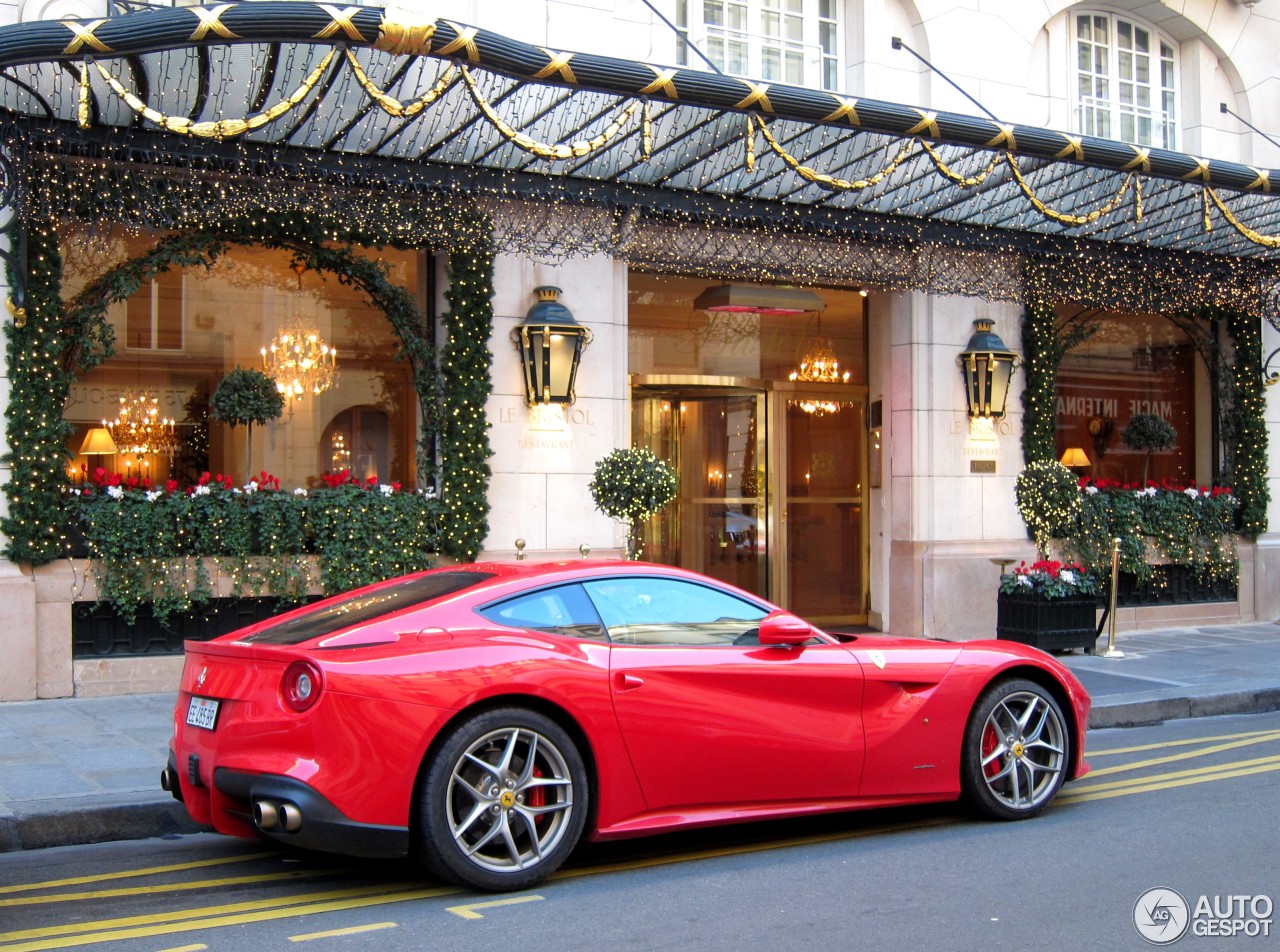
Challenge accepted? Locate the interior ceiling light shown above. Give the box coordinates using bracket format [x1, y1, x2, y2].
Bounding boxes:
[694, 283, 825, 315]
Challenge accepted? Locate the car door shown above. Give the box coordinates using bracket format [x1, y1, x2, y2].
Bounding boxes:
[583, 576, 865, 812]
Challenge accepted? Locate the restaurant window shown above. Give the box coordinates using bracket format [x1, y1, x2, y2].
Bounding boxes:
[677, 0, 841, 91]
[1054, 312, 1201, 486]
[62, 229, 422, 491]
[1073, 11, 1178, 148]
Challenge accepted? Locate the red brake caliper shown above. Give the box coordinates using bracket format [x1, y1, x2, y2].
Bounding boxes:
[981, 724, 1001, 778]
[530, 765, 546, 824]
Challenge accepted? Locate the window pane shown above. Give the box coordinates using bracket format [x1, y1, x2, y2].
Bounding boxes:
[583, 577, 766, 647]
[1135, 26, 1150, 54]
[785, 13, 802, 41]
[703, 1, 723, 27]
[1077, 14, 1091, 42]
[727, 39, 747, 74]
[820, 21, 835, 53]
[761, 11, 779, 36]
[786, 50, 803, 84]
[762, 47, 780, 79]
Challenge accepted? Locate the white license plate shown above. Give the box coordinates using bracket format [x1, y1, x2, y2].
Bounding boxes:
[186, 696, 220, 731]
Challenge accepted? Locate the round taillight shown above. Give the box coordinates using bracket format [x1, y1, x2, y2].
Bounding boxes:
[282, 661, 323, 713]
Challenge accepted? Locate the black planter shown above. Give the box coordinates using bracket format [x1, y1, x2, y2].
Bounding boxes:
[996, 591, 1099, 652]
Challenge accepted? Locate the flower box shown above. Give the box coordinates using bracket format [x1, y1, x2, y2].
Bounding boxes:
[996, 591, 1099, 653]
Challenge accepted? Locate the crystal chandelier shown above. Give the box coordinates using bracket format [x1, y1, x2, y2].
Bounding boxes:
[105, 390, 178, 458]
[788, 317, 853, 415]
[261, 324, 338, 400]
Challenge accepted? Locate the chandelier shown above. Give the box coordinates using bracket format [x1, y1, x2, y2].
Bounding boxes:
[261, 324, 338, 400]
[105, 390, 178, 458]
[788, 317, 854, 415]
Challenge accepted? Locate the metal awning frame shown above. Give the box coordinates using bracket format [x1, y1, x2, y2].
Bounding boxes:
[0, 2, 1277, 318]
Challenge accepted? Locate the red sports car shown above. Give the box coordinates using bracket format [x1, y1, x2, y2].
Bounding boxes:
[164, 560, 1091, 891]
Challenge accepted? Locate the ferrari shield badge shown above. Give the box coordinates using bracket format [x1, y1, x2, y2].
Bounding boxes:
[868, 650, 886, 670]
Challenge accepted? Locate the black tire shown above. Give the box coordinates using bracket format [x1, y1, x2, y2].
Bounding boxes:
[419, 707, 588, 891]
[961, 678, 1069, 821]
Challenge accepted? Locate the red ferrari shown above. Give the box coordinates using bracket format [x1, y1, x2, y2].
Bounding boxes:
[164, 560, 1091, 891]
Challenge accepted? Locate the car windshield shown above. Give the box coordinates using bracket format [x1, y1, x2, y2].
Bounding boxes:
[239, 571, 495, 645]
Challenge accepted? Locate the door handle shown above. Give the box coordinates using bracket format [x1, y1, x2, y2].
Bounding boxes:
[616, 673, 644, 691]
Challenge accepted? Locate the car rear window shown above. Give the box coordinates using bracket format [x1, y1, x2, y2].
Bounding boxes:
[239, 571, 495, 645]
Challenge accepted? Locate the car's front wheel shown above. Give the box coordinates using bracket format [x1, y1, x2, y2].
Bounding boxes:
[419, 707, 588, 891]
[961, 678, 1069, 820]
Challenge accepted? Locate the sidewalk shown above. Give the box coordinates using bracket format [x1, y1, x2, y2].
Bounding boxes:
[2, 621, 1279, 853]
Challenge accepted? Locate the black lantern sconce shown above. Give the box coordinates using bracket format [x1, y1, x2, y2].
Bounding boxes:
[511, 286, 592, 406]
[957, 318, 1019, 419]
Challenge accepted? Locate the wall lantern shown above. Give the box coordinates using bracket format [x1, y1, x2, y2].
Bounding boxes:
[957, 318, 1019, 419]
[511, 286, 592, 406]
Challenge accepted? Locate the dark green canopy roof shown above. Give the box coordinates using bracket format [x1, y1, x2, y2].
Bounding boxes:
[0, 2, 1276, 283]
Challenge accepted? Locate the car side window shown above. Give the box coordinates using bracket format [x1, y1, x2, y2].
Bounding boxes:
[581, 577, 767, 646]
[477, 583, 609, 642]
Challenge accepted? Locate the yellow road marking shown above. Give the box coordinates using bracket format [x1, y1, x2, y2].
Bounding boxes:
[289, 922, 397, 941]
[447, 895, 543, 920]
[1085, 732, 1280, 778]
[0, 884, 429, 943]
[1070, 753, 1280, 795]
[0, 854, 275, 896]
[156, 946, 207, 952]
[0, 888, 457, 952]
[1060, 759, 1280, 803]
[0, 869, 343, 908]
[1088, 727, 1280, 757]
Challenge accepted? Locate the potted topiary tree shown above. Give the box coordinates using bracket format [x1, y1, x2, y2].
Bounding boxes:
[1122, 413, 1177, 485]
[589, 447, 677, 560]
[209, 367, 285, 480]
[998, 459, 1099, 652]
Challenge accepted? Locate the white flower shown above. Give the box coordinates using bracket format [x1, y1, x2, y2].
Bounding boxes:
[145, 490, 162, 502]
[1016, 575, 1032, 588]
[1060, 570, 1076, 585]
[293, 488, 308, 497]
[193, 485, 211, 496]
[379, 484, 395, 496]
[1184, 487, 1199, 498]
[1085, 485, 1098, 495]
[106, 485, 124, 500]
[244, 480, 258, 495]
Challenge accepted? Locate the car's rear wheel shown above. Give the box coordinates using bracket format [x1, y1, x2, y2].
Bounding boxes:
[961, 678, 1069, 820]
[419, 707, 588, 891]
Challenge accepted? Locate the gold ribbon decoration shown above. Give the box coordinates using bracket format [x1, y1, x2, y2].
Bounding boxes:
[60, 19, 112, 57]
[754, 116, 913, 191]
[1005, 153, 1134, 227]
[1205, 187, 1280, 248]
[189, 5, 240, 42]
[375, 19, 437, 56]
[734, 81, 773, 113]
[7, 297, 26, 329]
[94, 50, 335, 138]
[77, 61, 91, 129]
[345, 50, 456, 118]
[314, 5, 367, 43]
[919, 139, 1001, 188]
[460, 65, 639, 161]
[639, 65, 679, 100]
[823, 95, 860, 125]
[436, 21, 480, 62]
[533, 49, 578, 85]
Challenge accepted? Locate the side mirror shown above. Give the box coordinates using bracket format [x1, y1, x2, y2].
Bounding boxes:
[757, 610, 814, 647]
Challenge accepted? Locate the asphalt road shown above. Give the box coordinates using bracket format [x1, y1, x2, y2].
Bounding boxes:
[2, 711, 1278, 952]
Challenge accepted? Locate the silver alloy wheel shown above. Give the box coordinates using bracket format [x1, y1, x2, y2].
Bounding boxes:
[976, 689, 1066, 811]
[444, 725, 576, 874]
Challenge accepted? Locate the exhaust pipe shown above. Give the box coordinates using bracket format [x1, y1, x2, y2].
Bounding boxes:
[160, 767, 175, 792]
[254, 800, 281, 830]
[279, 802, 303, 832]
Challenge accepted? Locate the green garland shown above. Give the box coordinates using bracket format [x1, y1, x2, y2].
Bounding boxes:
[2, 219, 73, 564]
[1226, 308, 1269, 536]
[437, 224, 495, 560]
[1019, 297, 1061, 464]
[4, 211, 496, 569]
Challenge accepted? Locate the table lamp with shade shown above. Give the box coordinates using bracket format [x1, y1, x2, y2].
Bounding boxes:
[79, 427, 117, 476]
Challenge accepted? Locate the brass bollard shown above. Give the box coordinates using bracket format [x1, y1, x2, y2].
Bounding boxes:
[515, 538, 526, 560]
[579, 543, 591, 559]
[1099, 536, 1126, 658]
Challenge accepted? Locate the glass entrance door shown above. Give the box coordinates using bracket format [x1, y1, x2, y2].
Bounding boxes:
[633, 391, 767, 599]
[779, 397, 867, 625]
